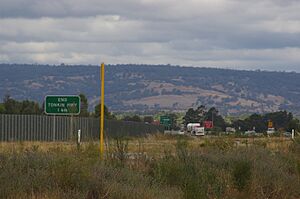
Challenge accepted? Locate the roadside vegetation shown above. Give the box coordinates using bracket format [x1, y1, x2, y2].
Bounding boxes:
[0, 135, 299, 199]
[1, 95, 299, 135]
[1, 95, 300, 198]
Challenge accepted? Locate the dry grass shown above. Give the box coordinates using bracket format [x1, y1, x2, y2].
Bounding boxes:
[0, 135, 299, 199]
[0, 134, 293, 156]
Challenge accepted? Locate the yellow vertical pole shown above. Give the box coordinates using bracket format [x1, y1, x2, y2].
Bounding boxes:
[100, 63, 105, 159]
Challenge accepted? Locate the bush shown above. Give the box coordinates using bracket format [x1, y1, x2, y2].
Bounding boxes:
[203, 138, 235, 151]
[0, 145, 182, 199]
[232, 160, 252, 191]
[289, 136, 300, 154]
[149, 138, 227, 199]
[253, 140, 267, 148]
[108, 137, 129, 167]
[148, 142, 300, 199]
[1, 138, 300, 199]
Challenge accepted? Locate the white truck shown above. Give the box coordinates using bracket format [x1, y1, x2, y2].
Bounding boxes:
[187, 123, 205, 136]
[267, 128, 275, 135]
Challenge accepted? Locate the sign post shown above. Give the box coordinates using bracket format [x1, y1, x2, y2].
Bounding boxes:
[53, 115, 55, 141]
[44, 95, 81, 141]
[77, 129, 81, 150]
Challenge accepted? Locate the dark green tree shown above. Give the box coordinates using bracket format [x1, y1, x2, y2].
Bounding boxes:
[232, 111, 299, 133]
[79, 93, 89, 117]
[3, 95, 22, 114]
[287, 118, 300, 132]
[183, 105, 206, 125]
[144, 116, 154, 123]
[94, 103, 116, 120]
[264, 111, 293, 131]
[2, 95, 42, 114]
[233, 114, 266, 132]
[0, 103, 5, 113]
[21, 100, 42, 114]
[184, 106, 227, 131]
[123, 115, 142, 122]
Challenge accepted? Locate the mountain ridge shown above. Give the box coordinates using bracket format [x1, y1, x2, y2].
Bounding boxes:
[1, 63, 300, 116]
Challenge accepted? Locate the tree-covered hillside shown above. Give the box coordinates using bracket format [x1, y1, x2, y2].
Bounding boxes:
[0, 64, 300, 116]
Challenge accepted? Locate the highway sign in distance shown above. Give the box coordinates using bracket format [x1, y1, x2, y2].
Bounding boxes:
[204, 121, 213, 129]
[44, 95, 80, 115]
[268, 121, 273, 128]
[160, 115, 172, 127]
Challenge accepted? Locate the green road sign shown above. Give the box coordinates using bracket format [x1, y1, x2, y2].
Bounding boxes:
[45, 95, 80, 115]
[160, 115, 172, 127]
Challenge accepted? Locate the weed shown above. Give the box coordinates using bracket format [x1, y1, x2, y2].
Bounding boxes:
[0, 137, 299, 199]
[232, 160, 252, 191]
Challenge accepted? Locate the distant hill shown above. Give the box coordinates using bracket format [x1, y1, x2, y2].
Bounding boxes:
[1, 64, 300, 116]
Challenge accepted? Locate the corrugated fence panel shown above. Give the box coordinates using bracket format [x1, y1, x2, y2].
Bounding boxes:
[0, 114, 164, 142]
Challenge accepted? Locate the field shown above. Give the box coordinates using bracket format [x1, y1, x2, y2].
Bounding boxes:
[0, 135, 299, 199]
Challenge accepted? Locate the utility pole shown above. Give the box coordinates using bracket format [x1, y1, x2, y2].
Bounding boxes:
[212, 110, 214, 128]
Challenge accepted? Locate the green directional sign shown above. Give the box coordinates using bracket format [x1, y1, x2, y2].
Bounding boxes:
[160, 115, 172, 129]
[44, 95, 80, 115]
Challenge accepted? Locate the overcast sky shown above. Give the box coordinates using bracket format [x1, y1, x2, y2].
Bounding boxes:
[0, 0, 300, 72]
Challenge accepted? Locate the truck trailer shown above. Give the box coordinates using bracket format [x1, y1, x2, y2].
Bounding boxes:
[187, 123, 205, 136]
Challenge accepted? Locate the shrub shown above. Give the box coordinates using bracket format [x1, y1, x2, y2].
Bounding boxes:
[1, 138, 300, 199]
[289, 136, 300, 154]
[105, 137, 130, 167]
[149, 138, 227, 199]
[253, 140, 267, 148]
[232, 160, 252, 191]
[204, 138, 235, 151]
[0, 144, 182, 199]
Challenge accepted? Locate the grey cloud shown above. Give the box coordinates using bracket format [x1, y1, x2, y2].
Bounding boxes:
[0, 0, 157, 19]
[1, 16, 300, 50]
[1, 0, 298, 21]
[0, 0, 300, 72]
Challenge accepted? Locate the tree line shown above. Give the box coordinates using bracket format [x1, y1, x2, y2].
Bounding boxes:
[232, 111, 300, 132]
[184, 105, 226, 131]
[0, 94, 152, 123]
[0, 95, 43, 115]
[183, 105, 300, 132]
[0, 94, 115, 118]
[1, 95, 299, 132]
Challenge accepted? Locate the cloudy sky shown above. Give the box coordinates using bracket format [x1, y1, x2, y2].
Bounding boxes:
[0, 0, 300, 71]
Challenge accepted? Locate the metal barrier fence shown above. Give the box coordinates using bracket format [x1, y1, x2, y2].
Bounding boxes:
[0, 114, 164, 142]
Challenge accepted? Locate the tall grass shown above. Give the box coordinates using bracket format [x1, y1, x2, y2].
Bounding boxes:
[0, 143, 181, 199]
[148, 137, 300, 199]
[0, 136, 299, 199]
